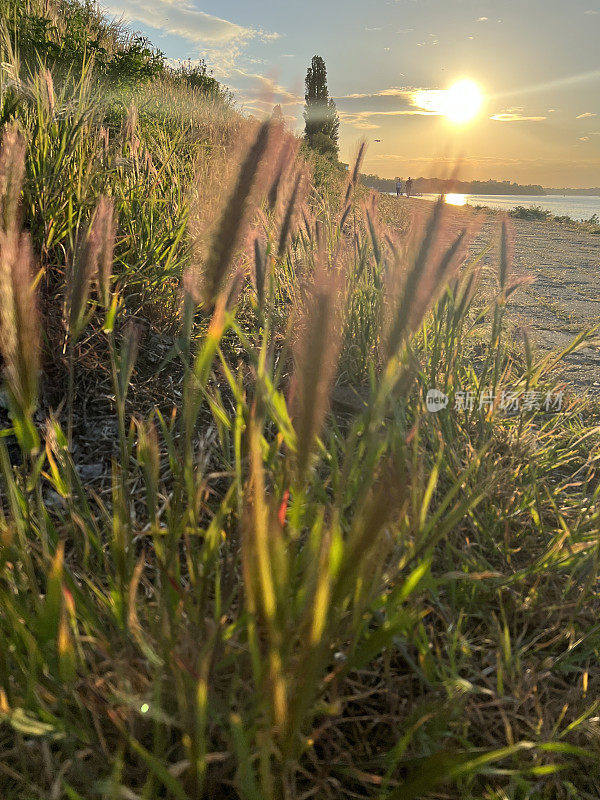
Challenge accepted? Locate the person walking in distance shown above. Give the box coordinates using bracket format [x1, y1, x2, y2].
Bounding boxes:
[396, 177, 403, 197]
[405, 176, 413, 198]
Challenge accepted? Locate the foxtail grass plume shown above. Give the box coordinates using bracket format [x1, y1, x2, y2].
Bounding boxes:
[42, 68, 55, 115]
[67, 197, 114, 340]
[0, 231, 40, 419]
[0, 126, 40, 430]
[253, 236, 266, 311]
[0, 123, 25, 232]
[94, 196, 115, 308]
[293, 261, 342, 480]
[339, 141, 366, 230]
[386, 198, 469, 357]
[267, 132, 297, 212]
[277, 169, 304, 258]
[198, 120, 274, 306]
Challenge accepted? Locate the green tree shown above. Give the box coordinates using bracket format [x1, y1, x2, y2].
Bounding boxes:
[304, 55, 339, 159]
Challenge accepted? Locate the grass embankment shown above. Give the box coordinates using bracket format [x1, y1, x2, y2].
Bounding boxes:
[2, 3, 600, 799]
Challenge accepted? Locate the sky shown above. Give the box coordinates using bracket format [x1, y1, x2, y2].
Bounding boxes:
[106, 0, 600, 187]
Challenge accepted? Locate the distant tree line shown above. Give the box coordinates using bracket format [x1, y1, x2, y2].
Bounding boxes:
[545, 187, 600, 196]
[360, 174, 547, 196]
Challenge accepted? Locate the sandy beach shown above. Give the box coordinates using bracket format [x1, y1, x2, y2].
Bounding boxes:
[406, 198, 600, 395]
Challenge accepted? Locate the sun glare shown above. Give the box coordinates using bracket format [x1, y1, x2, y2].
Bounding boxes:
[443, 80, 484, 123]
[414, 79, 484, 124]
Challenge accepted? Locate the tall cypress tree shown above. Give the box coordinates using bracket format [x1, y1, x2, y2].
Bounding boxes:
[304, 55, 339, 159]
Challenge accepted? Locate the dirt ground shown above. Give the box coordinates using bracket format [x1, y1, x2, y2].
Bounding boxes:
[407, 199, 600, 396]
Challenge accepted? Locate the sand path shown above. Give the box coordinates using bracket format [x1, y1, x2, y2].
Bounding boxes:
[408, 199, 600, 394]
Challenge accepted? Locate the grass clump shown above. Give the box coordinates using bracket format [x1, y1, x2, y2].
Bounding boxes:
[1, 3, 600, 800]
[508, 205, 552, 221]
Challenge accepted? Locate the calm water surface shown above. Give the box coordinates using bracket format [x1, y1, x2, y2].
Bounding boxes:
[418, 193, 600, 222]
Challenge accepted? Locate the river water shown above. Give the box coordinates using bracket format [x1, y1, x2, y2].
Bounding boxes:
[419, 193, 600, 222]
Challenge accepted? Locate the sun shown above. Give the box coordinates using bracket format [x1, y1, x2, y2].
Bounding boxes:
[414, 79, 484, 124]
[440, 80, 484, 124]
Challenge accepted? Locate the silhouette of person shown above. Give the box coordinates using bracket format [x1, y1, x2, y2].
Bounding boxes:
[396, 177, 403, 197]
[405, 177, 413, 198]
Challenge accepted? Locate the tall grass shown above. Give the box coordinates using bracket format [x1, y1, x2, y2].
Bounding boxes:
[1, 13, 600, 800]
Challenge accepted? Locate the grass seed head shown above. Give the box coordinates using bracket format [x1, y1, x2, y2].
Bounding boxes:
[0, 230, 40, 416]
[293, 259, 342, 481]
[0, 124, 26, 233]
[199, 119, 274, 306]
[94, 196, 116, 307]
[0, 125, 39, 418]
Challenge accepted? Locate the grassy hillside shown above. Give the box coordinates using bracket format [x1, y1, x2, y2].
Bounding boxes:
[1, 3, 600, 799]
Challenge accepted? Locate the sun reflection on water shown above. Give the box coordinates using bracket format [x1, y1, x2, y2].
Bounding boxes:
[444, 193, 468, 207]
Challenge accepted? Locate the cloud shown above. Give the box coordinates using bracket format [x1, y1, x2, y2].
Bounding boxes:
[491, 112, 547, 122]
[335, 85, 472, 129]
[346, 119, 382, 130]
[106, 0, 278, 74]
[576, 112, 597, 119]
[335, 86, 444, 130]
[368, 154, 600, 168]
[477, 16, 489, 22]
[335, 88, 413, 100]
[579, 136, 591, 141]
[227, 69, 303, 123]
[584, 8, 598, 13]
[229, 69, 300, 105]
[339, 108, 437, 130]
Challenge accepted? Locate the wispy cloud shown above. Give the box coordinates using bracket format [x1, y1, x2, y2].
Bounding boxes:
[491, 112, 547, 122]
[368, 154, 600, 168]
[339, 108, 437, 130]
[576, 112, 597, 119]
[335, 88, 412, 100]
[227, 69, 302, 123]
[229, 69, 300, 105]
